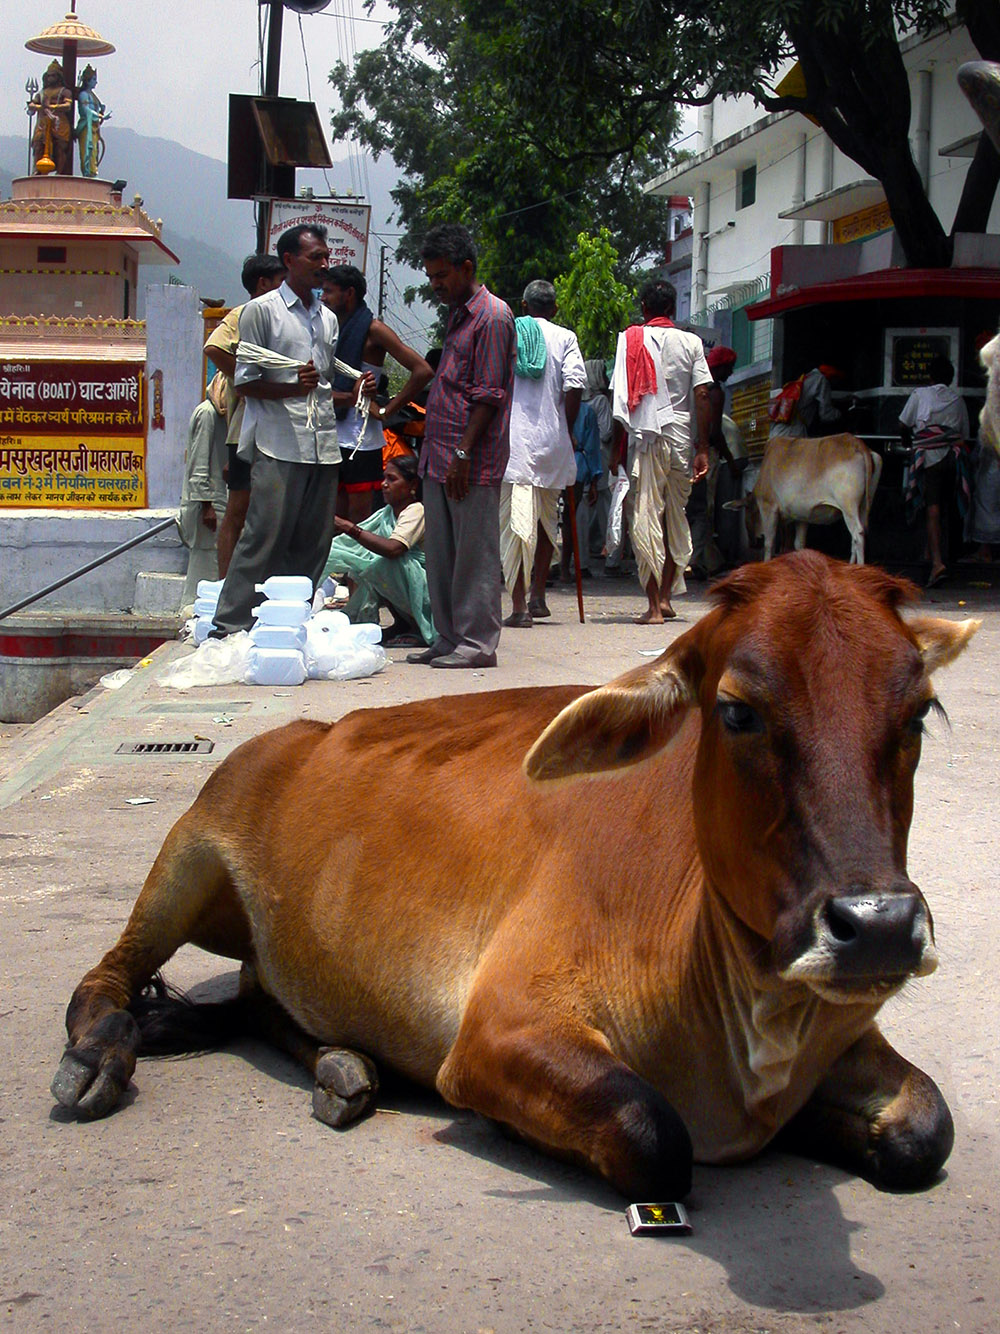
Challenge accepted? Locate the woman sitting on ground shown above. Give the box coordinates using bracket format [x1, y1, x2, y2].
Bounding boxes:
[319, 451, 436, 647]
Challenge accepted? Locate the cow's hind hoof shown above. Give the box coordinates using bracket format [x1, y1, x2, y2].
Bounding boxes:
[50, 1010, 139, 1119]
[312, 1047, 379, 1128]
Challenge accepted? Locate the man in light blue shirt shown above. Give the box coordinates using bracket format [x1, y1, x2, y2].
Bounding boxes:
[212, 224, 341, 635]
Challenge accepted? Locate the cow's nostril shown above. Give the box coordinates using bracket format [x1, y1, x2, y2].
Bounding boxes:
[825, 898, 859, 944]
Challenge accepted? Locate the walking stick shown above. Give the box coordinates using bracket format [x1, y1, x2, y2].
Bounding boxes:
[565, 485, 585, 624]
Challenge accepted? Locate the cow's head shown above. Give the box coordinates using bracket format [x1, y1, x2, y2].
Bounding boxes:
[525, 551, 978, 1004]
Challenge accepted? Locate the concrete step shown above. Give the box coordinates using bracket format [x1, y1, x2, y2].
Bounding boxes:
[135, 570, 186, 615]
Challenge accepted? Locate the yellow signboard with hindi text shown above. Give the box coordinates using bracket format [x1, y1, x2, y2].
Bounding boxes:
[0, 436, 147, 508]
[0, 360, 146, 508]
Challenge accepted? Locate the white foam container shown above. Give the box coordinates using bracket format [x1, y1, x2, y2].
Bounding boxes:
[193, 595, 220, 618]
[352, 623, 383, 644]
[246, 647, 307, 686]
[255, 576, 314, 602]
[193, 616, 216, 644]
[253, 598, 311, 626]
[250, 622, 307, 650]
[196, 579, 225, 600]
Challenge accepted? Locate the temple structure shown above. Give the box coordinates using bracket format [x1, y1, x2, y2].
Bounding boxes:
[1, 4, 204, 721]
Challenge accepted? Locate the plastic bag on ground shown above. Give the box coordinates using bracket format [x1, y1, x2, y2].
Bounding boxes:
[100, 668, 134, 690]
[305, 610, 387, 681]
[158, 631, 253, 690]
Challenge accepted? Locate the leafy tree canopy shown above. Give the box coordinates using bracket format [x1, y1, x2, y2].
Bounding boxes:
[454, 0, 1000, 268]
[334, 0, 999, 277]
[328, 0, 680, 308]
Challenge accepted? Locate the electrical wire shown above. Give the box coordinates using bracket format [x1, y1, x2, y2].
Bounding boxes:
[297, 15, 336, 196]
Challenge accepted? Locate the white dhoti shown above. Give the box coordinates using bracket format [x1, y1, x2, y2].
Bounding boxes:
[500, 482, 561, 595]
[631, 441, 692, 596]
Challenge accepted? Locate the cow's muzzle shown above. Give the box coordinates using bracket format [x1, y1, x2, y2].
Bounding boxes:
[822, 892, 934, 975]
[781, 889, 937, 999]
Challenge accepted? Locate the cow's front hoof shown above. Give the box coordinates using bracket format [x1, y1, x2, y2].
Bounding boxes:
[312, 1047, 379, 1128]
[867, 1097, 955, 1191]
[51, 1010, 139, 1119]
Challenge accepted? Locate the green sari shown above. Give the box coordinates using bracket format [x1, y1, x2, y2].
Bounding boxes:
[322, 503, 436, 645]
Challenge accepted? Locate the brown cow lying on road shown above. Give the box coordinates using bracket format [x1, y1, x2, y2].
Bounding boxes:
[732, 433, 882, 563]
[52, 552, 977, 1200]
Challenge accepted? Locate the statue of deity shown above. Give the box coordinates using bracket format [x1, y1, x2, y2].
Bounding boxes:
[76, 65, 110, 178]
[28, 60, 74, 176]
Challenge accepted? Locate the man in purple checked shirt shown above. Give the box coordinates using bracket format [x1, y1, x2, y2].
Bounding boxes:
[407, 224, 516, 669]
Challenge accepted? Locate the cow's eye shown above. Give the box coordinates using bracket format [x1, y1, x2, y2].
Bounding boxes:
[717, 700, 764, 734]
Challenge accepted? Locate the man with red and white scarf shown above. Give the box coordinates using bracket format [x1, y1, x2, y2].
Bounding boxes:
[611, 280, 711, 623]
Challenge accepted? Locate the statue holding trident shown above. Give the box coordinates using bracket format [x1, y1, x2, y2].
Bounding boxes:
[27, 60, 73, 175]
[76, 65, 110, 177]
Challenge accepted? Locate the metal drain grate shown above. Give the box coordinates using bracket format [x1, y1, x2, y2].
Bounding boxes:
[116, 740, 215, 755]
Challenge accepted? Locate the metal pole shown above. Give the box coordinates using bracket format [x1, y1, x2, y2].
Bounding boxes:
[263, 0, 284, 97]
[255, 1, 285, 253]
[0, 516, 179, 622]
[62, 39, 79, 172]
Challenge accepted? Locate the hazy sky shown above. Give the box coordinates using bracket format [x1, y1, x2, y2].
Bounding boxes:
[3, 1, 443, 340]
[3, 0, 390, 170]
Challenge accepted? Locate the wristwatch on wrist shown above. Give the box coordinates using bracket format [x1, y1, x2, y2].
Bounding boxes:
[454, 449, 470, 462]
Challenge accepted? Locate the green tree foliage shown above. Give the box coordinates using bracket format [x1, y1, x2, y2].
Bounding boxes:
[451, 0, 1000, 269]
[554, 231, 635, 361]
[328, 1, 678, 307]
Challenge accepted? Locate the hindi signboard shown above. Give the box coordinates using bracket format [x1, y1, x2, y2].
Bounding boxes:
[884, 328, 958, 389]
[0, 360, 146, 508]
[266, 199, 371, 271]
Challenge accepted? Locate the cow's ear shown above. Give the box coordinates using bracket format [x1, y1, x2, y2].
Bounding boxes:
[524, 649, 698, 784]
[908, 616, 980, 674]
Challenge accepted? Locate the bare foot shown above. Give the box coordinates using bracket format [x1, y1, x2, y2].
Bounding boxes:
[659, 602, 677, 620]
[635, 609, 665, 625]
[926, 565, 947, 589]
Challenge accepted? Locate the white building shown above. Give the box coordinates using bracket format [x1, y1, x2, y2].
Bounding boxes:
[645, 20, 1000, 455]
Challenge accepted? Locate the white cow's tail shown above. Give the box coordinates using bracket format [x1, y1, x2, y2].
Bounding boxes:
[861, 443, 882, 528]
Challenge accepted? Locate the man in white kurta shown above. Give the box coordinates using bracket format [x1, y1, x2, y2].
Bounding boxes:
[501, 281, 586, 626]
[611, 279, 711, 623]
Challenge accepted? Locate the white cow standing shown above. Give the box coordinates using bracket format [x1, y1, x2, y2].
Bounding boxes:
[979, 329, 999, 457]
[736, 433, 883, 564]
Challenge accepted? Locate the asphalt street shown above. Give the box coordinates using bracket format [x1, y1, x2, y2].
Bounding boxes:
[1, 568, 997, 1333]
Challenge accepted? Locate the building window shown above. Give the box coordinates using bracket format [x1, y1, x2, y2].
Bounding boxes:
[738, 164, 756, 210]
[38, 245, 67, 263]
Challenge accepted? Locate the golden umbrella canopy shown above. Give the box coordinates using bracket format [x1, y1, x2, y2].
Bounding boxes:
[25, 11, 115, 59]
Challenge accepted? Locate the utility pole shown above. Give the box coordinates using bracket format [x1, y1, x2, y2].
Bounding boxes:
[255, 0, 285, 253]
[378, 245, 388, 320]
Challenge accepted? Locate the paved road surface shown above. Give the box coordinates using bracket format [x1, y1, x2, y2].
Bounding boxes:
[1, 573, 997, 1332]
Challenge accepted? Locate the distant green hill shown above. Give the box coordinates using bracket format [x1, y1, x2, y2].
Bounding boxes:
[0, 128, 431, 343]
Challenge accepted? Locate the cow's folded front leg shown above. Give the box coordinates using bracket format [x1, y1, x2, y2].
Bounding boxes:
[437, 1011, 692, 1199]
[779, 1025, 954, 1190]
[237, 973, 379, 1128]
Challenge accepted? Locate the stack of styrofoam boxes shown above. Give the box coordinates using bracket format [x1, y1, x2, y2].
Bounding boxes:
[246, 575, 313, 686]
[192, 579, 224, 643]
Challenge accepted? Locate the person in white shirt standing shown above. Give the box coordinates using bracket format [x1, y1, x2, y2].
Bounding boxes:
[500, 280, 586, 627]
[899, 354, 970, 588]
[211, 225, 340, 637]
[612, 280, 711, 624]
